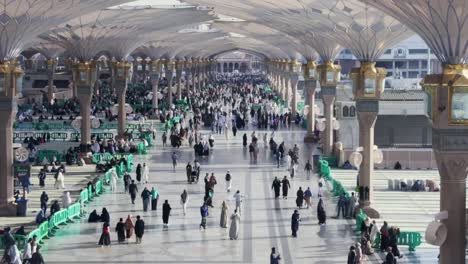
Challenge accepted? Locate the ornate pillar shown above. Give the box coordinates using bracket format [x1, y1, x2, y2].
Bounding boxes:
[46, 58, 56, 103]
[191, 64, 196, 92]
[176, 60, 183, 100]
[165, 60, 175, 109]
[303, 61, 318, 142]
[422, 64, 468, 263]
[150, 59, 161, 111]
[112, 61, 131, 139]
[196, 62, 201, 91]
[351, 61, 386, 218]
[288, 60, 301, 115]
[0, 61, 22, 216]
[73, 61, 97, 151]
[318, 61, 341, 155]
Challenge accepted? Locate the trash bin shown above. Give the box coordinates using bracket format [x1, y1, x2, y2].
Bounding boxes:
[16, 198, 28, 217]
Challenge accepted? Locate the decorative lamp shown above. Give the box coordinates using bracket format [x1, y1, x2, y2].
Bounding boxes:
[317, 60, 341, 87]
[303, 61, 317, 81]
[351, 62, 386, 99]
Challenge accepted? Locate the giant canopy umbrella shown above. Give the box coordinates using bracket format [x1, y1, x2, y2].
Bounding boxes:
[0, 0, 134, 216]
[361, 1, 468, 263]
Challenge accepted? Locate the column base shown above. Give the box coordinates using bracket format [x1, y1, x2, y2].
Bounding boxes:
[0, 202, 17, 216]
[357, 202, 380, 218]
[304, 133, 318, 143]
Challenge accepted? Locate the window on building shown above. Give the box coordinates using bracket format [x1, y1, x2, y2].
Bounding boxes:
[408, 60, 419, 69]
[402, 72, 407, 78]
[408, 49, 428, 54]
[384, 49, 391, 54]
[395, 61, 407, 69]
[421, 60, 428, 69]
[386, 71, 393, 77]
[376, 61, 392, 69]
[343, 106, 349, 117]
[408, 71, 419, 78]
[350, 106, 356, 117]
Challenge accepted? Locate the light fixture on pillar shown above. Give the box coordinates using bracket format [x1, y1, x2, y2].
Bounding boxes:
[350, 62, 386, 218]
[318, 60, 341, 156]
[317, 60, 341, 86]
[289, 60, 301, 114]
[351, 62, 386, 99]
[73, 60, 97, 152]
[303, 60, 318, 142]
[112, 60, 131, 139]
[0, 61, 23, 105]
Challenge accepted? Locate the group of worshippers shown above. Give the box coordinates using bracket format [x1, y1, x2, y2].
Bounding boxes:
[2, 227, 45, 264]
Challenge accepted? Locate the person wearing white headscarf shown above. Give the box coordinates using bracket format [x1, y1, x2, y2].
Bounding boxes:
[62, 191, 72, 208]
[143, 163, 149, 184]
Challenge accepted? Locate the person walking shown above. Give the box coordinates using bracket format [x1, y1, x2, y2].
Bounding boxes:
[125, 215, 134, 241]
[22, 238, 32, 263]
[291, 210, 300, 237]
[134, 215, 145, 244]
[40, 191, 48, 214]
[142, 163, 149, 183]
[151, 186, 159, 211]
[270, 247, 281, 264]
[229, 209, 240, 240]
[62, 191, 72, 208]
[271, 177, 281, 199]
[186, 162, 192, 183]
[225, 170, 232, 192]
[98, 222, 111, 247]
[136, 163, 142, 183]
[123, 173, 131, 193]
[180, 189, 189, 216]
[347, 245, 357, 264]
[295, 187, 304, 208]
[233, 190, 244, 215]
[335, 193, 346, 219]
[30, 245, 44, 264]
[162, 200, 172, 226]
[171, 152, 178, 171]
[115, 218, 126, 243]
[128, 180, 138, 205]
[110, 169, 117, 193]
[54, 169, 65, 189]
[200, 203, 209, 230]
[220, 201, 229, 228]
[38, 169, 46, 188]
[304, 160, 312, 178]
[317, 199, 327, 225]
[303, 187, 313, 209]
[141, 187, 151, 212]
[281, 176, 290, 199]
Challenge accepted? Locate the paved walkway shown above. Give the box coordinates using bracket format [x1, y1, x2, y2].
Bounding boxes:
[7, 126, 449, 263]
[39, 128, 360, 263]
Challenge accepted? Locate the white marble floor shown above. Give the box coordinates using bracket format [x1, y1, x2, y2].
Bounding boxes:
[38, 127, 436, 263]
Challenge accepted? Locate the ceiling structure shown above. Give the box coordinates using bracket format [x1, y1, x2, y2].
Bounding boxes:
[6, 0, 468, 70]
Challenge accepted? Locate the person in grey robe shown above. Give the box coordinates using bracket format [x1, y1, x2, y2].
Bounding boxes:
[229, 209, 240, 240]
[220, 201, 229, 228]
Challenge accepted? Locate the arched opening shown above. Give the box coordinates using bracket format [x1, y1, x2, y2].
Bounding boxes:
[350, 106, 356, 117]
[343, 106, 349, 117]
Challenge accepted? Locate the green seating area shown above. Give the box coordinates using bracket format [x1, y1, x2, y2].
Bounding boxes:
[37, 150, 64, 163]
[1, 163, 132, 253]
[319, 160, 423, 252]
[91, 153, 134, 172]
